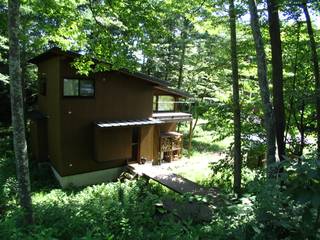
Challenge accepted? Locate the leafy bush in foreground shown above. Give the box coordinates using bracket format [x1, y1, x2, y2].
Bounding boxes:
[1, 179, 205, 240]
[1, 130, 320, 239]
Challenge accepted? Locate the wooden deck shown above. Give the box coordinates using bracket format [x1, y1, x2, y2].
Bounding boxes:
[128, 162, 221, 222]
[128, 162, 220, 202]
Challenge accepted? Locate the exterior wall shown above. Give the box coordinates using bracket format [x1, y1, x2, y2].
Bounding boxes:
[29, 119, 48, 162]
[94, 127, 132, 162]
[52, 166, 125, 188]
[32, 54, 183, 180]
[36, 57, 62, 171]
[140, 125, 154, 161]
[29, 120, 39, 161]
[153, 125, 160, 163]
[58, 57, 154, 176]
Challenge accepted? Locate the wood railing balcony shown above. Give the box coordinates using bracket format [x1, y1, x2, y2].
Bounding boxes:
[152, 112, 192, 123]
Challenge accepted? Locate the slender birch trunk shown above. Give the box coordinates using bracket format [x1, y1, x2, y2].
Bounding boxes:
[8, 0, 33, 224]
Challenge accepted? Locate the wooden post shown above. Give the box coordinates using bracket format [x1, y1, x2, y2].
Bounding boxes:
[188, 120, 193, 157]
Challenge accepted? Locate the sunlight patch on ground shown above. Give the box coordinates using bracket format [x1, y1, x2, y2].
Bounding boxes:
[163, 152, 225, 183]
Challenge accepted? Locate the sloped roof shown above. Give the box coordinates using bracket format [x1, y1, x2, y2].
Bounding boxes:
[154, 85, 192, 98]
[29, 47, 79, 64]
[28, 47, 191, 98]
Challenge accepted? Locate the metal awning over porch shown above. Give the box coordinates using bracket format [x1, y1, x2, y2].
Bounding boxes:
[152, 112, 192, 122]
[95, 118, 163, 128]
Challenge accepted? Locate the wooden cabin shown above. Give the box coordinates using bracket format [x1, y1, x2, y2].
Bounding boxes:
[29, 47, 192, 187]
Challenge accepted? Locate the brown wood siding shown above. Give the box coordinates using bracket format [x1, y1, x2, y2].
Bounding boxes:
[153, 125, 160, 162]
[94, 127, 132, 162]
[29, 119, 48, 162]
[59, 57, 154, 176]
[36, 57, 62, 171]
[29, 120, 38, 160]
[140, 126, 154, 161]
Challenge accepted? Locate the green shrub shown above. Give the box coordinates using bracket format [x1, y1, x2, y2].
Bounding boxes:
[0, 180, 200, 239]
[208, 155, 257, 193]
[238, 159, 320, 239]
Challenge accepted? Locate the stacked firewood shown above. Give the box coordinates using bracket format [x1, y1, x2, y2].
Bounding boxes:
[161, 138, 172, 151]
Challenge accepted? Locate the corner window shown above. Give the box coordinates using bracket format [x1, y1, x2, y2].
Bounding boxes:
[153, 96, 158, 112]
[63, 79, 94, 97]
[156, 95, 175, 112]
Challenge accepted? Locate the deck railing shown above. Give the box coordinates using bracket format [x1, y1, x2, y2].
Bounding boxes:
[153, 100, 193, 113]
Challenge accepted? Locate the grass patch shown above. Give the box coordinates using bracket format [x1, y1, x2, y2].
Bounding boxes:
[180, 121, 231, 155]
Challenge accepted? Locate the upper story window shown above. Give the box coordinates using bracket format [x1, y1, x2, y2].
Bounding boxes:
[153, 95, 175, 112]
[153, 96, 158, 112]
[63, 79, 94, 97]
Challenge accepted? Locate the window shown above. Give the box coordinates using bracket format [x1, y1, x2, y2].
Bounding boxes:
[39, 73, 47, 96]
[157, 95, 175, 112]
[80, 80, 95, 96]
[153, 96, 158, 112]
[64, 79, 79, 96]
[63, 79, 94, 97]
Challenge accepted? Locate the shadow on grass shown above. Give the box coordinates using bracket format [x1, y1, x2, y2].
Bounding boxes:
[0, 129, 60, 195]
[29, 162, 61, 192]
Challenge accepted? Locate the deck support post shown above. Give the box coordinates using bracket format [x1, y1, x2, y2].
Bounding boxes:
[188, 120, 193, 157]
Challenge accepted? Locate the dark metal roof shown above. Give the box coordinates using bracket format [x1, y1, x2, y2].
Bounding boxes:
[28, 47, 80, 64]
[154, 86, 192, 98]
[95, 118, 163, 128]
[118, 69, 169, 87]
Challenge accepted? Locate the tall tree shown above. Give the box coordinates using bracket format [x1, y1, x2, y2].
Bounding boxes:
[248, 0, 276, 175]
[177, 18, 189, 89]
[300, 1, 320, 157]
[229, 0, 241, 195]
[267, 0, 286, 161]
[7, 0, 33, 224]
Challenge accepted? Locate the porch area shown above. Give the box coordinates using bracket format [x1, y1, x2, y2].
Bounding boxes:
[128, 151, 223, 196]
[94, 111, 193, 164]
[127, 153, 223, 222]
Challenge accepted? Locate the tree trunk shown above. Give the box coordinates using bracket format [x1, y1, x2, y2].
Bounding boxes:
[267, 0, 286, 161]
[298, 100, 305, 156]
[293, 99, 305, 156]
[165, 44, 173, 82]
[248, 0, 276, 176]
[229, 0, 241, 195]
[177, 18, 188, 89]
[285, 22, 301, 144]
[7, 0, 33, 224]
[145, 58, 153, 75]
[301, 2, 320, 158]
